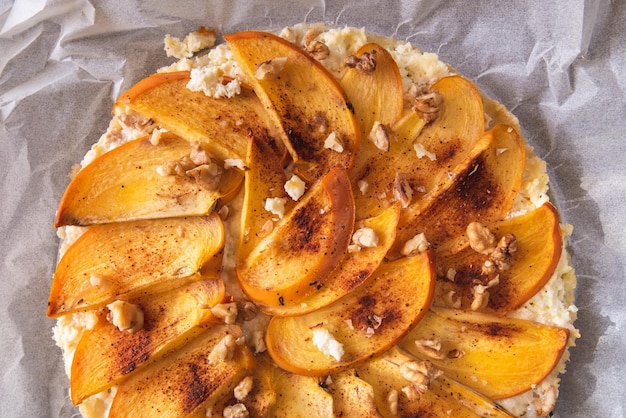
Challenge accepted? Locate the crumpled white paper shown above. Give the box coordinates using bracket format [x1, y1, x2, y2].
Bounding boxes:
[1, 0, 624, 417]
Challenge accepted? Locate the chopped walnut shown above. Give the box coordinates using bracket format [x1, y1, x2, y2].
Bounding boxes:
[445, 268, 457, 282]
[250, 329, 267, 354]
[304, 40, 330, 60]
[471, 276, 500, 311]
[208, 334, 237, 364]
[466, 222, 496, 255]
[345, 50, 377, 75]
[401, 384, 421, 401]
[532, 385, 557, 417]
[393, 173, 413, 208]
[414, 339, 446, 360]
[324, 131, 344, 153]
[223, 403, 248, 418]
[255, 57, 288, 80]
[387, 389, 399, 415]
[369, 121, 392, 152]
[357, 179, 369, 195]
[401, 233, 430, 256]
[189, 142, 210, 165]
[447, 348, 465, 359]
[234, 376, 254, 401]
[488, 233, 518, 271]
[211, 302, 238, 324]
[399, 360, 443, 397]
[106, 300, 144, 333]
[443, 290, 462, 309]
[352, 227, 379, 249]
[186, 162, 224, 190]
[409, 85, 442, 123]
[238, 301, 258, 321]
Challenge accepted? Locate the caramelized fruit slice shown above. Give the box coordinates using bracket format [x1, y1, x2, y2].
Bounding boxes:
[70, 278, 226, 404]
[328, 370, 382, 417]
[355, 347, 498, 418]
[117, 71, 282, 161]
[390, 123, 525, 258]
[265, 252, 436, 376]
[353, 75, 485, 220]
[238, 136, 292, 262]
[225, 31, 360, 181]
[48, 215, 224, 317]
[435, 202, 563, 314]
[267, 370, 334, 417]
[55, 134, 243, 227]
[108, 324, 255, 417]
[399, 307, 569, 399]
[237, 167, 354, 309]
[262, 204, 400, 317]
[338, 43, 404, 177]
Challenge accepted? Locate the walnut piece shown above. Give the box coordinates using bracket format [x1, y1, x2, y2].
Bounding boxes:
[393, 173, 413, 209]
[255, 57, 288, 80]
[208, 334, 237, 365]
[345, 50, 377, 75]
[414, 339, 446, 360]
[466, 222, 496, 255]
[399, 360, 443, 397]
[369, 121, 392, 152]
[211, 302, 238, 324]
[409, 85, 442, 123]
[234, 376, 254, 401]
[324, 131, 344, 153]
[223, 403, 248, 418]
[401, 233, 430, 256]
[352, 227, 380, 249]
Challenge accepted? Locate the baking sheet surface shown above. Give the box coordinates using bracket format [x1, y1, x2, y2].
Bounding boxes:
[1, 1, 624, 416]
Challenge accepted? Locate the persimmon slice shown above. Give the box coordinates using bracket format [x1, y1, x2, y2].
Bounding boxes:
[55, 134, 242, 227]
[225, 31, 360, 181]
[48, 215, 224, 317]
[236, 167, 354, 309]
[265, 252, 436, 376]
[399, 307, 569, 399]
[70, 278, 225, 404]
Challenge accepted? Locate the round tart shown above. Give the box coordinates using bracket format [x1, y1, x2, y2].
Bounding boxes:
[49, 23, 578, 417]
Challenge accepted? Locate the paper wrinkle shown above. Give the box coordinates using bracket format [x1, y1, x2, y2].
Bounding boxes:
[1, 1, 625, 417]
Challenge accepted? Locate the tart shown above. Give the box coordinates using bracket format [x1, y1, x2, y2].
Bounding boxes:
[49, 23, 579, 417]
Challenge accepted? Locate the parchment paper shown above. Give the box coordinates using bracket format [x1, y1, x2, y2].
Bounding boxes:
[1, 0, 624, 416]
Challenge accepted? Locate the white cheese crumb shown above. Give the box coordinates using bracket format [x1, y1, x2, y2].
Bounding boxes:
[149, 127, 167, 146]
[164, 28, 216, 59]
[264, 197, 286, 219]
[89, 274, 112, 290]
[414, 143, 437, 161]
[106, 300, 144, 333]
[187, 66, 242, 98]
[284, 175, 306, 201]
[324, 131, 344, 152]
[312, 327, 344, 361]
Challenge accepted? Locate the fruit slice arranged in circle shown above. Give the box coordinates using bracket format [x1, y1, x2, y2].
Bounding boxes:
[225, 31, 360, 181]
[55, 134, 243, 227]
[237, 166, 355, 309]
[338, 42, 404, 178]
[399, 307, 569, 399]
[108, 324, 255, 417]
[262, 203, 400, 317]
[116, 71, 283, 162]
[48, 214, 224, 317]
[265, 251, 436, 376]
[70, 278, 226, 404]
[435, 202, 563, 314]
